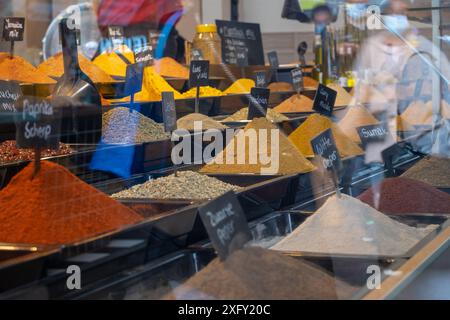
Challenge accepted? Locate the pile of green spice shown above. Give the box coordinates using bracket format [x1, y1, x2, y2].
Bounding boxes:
[102, 107, 170, 144]
[164, 247, 355, 300]
[401, 155, 450, 188]
[112, 171, 241, 200]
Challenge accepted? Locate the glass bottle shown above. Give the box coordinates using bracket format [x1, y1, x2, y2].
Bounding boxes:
[192, 24, 222, 64]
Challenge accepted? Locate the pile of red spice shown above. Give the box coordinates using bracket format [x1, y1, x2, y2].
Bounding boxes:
[0, 161, 143, 245]
[0, 140, 73, 165]
[358, 177, 450, 215]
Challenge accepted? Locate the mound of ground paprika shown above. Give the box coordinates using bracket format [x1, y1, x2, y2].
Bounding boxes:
[0, 161, 143, 245]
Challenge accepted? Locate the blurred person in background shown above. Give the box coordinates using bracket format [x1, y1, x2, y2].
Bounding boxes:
[92, 0, 185, 61]
[351, 0, 450, 160]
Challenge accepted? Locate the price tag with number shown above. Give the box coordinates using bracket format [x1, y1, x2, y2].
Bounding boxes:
[198, 191, 252, 260]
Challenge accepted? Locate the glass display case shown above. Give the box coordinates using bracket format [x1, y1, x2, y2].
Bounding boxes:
[0, 0, 449, 301]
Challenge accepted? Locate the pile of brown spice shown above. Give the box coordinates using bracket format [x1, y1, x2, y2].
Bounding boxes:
[200, 117, 316, 175]
[0, 53, 56, 84]
[164, 247, 355, 300]
[0, 161, 143, 244]
[327, 83, 353, 107]
[153, 57, 189, 79]
[401, 156, 450, 188]
[358, 177, 450, 214]
[288, 114, 364, 158]
[303, 76, 319, 89]
[38, 52, 115, 83]
[177, 113, 228, 131]
[273, 94, 314, 113]
[338, 105, 380, 143]
[0, 141, 73, 165]
[268, 82, 293, 92]
[224, 107, 288, 122]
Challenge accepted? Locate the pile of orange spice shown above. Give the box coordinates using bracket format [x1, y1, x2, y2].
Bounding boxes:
[0, 161, 143, 245]
[38, 52, 114, 83]
[0, 53, 55, 84]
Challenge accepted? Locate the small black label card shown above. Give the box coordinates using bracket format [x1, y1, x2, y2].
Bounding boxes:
[189, 60, 210, 88]
[2, 17, 25, 41]
[248, 87, 270, 120]
[108, 25, 124, 39]
[235, 46, 249, 68]
[198, 191, 252, 261]
[267, 51, 279, 69]
[134, 45, 153, 66]
[161, 91, 177, 132]
[254, 71, 267, 88]
[313, 84, 337, 117]
[291, 68, 304, 93]
[0, 80, 21, 113]
[15, 96, 61, 149]
[357, 123, 389, 147]
[311, 128, 341, 172]
[123, 62, 144, 96]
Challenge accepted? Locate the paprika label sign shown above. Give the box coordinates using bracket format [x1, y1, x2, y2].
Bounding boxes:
[356, 123, 389, 147]
[15, 96, 61, 149]
[198, 191, 251, 261]
[123, 62, 144, 96]
[313, 84, 337, 117]
[254, 71, 267, 88]
[311, 128, 341, 172]
[291, 68, 304, 93]
[0, 80, 21, 113]
[189, 60, 210, 88]
[248, 87, 270, 120]
[161, 91, 177, 133]
[2, 17, 25, 41]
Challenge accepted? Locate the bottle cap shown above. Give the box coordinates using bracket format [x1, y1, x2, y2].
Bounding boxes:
[196, 24, 217, 33]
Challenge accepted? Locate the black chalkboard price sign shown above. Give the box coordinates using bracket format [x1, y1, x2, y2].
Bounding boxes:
[313, 84, 337, 117]
[311, 128, 342, 197]
[15, 96, 61, 149]
[161, 91, 177, 133]
[108, 26, 125, 44]
[235, 46, 249, 68]
[0, 80, 21, 113]
[189, 60, 210, 88]
[189, 60, 210, 113]
[311, 128, 341, 173]
[216, 20, 264, 66]
[198, 191, 252, 260]
[134, 45, 153, 66]
[2, 17, 25, 58]
[2, 17, 25, 41]
[254, 71, 267, 88]
[248, 87, 270, 120]
[291, 68, 304, 94]
[123, 62, 145, 103]
[267, 51, 279, 68]
[356, 123, 389, 147]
